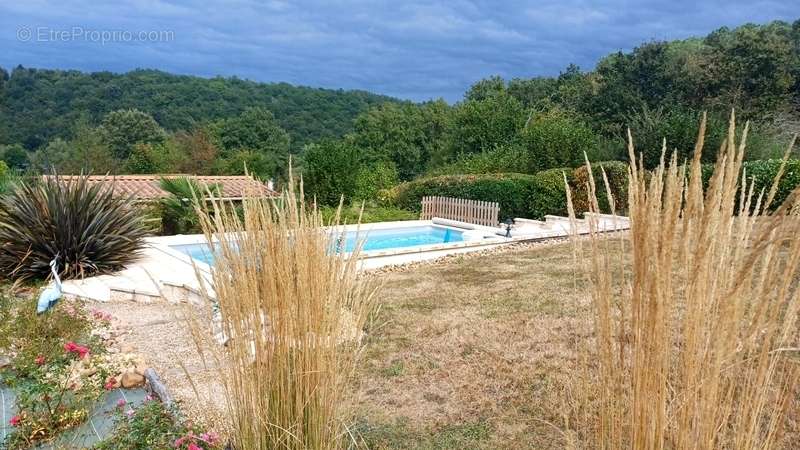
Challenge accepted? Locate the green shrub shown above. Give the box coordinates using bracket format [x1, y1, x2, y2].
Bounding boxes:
[0, 175, 148, 282]
[389, 171, 574, 221]
[426, 144, 531, 176]
[517, 110, 600, 173]
[625, 107, 726, 169]
[354, 161, 399, 201]
[571, 161, 630, 214]
[741, 159, 800, 210]
[302, 139, 360, 206]
[0, 161, 17, 195]
[319, 203, 417, 224]
[698, 159, 800, 212]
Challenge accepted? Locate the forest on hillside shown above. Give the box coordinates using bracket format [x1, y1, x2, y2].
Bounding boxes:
[0, 20, 797, 202]
[0, 68, 398, 152]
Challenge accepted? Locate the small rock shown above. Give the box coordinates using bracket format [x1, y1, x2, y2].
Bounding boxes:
[80, 367, 97, 377]
[0, 356, 10, 369]
[134, 364, 150, 376]
[120, 344, 136, 354]
[121, 370, 145, 388]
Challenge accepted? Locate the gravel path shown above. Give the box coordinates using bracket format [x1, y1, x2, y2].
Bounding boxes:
[88, 301, 228, 432]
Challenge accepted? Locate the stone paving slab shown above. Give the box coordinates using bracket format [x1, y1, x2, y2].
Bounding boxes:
[1, 385, 17, 443]
[40, 387, 148, 449]
[0, 385, 147, 449]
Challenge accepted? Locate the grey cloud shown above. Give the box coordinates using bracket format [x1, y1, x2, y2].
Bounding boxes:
[0, 1, 796, 101]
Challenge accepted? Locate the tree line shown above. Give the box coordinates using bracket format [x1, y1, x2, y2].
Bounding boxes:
[0, 20, 797, 201]
[303, 20, 800, 204]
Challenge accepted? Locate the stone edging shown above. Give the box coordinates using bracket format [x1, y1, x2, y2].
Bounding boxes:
[144, 367, 173, 407]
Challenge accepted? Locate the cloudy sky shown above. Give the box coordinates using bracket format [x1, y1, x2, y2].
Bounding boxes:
[1, 1, 797, 102]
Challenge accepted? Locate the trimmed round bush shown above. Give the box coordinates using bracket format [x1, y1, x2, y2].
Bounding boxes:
[571, 161, 629, 214]
[0, 175, 148, 282]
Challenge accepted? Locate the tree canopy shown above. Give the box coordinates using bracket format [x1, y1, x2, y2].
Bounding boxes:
[1, 19, 798, 206]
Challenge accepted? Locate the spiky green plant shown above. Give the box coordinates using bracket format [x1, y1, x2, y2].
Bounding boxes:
[159, 177, 220, 235]
[0, 175, 148, 282]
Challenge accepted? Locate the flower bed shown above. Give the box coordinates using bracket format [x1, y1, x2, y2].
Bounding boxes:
[0, 295, 222, 449]
[96, 399, 221, 450]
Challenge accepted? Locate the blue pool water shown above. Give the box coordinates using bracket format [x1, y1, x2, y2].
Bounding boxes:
[170, 225, 464, 265]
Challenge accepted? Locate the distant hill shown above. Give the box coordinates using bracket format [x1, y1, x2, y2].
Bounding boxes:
[0, 67, 401, 151]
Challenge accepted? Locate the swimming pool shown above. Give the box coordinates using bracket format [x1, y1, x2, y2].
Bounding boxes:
[170, 225, 465, 265]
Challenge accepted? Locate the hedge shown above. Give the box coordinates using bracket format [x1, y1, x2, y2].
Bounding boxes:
[385, 159, 800, 224]
[571, 161, 630, 214]
[385, 171, 574, 221]
[700, 159, 800, 211]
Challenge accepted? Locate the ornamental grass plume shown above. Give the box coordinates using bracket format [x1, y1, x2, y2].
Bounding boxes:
[568, 112, 800, 449]
[192, 170, 378, 450]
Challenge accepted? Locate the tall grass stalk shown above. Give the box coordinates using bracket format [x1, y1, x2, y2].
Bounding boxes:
[194, 175, 378, 450]
[569, 112, 800, 449]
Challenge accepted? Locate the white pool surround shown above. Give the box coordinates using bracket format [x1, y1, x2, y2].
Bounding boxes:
[57, 215, 630, 304]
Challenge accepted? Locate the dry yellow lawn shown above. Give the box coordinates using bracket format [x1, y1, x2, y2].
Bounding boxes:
[349, 240, 602, 449]
[348, 237, 799, 449]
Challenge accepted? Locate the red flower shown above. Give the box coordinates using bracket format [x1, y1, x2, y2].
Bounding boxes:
[63, 341, 90, 359]
[35, 355, 45, 365]
[187, 444, 202, 450]
[9, 415, 21, 427]
[104, 377, 117, 390]
[64, 341, 78, 352]
[76, 346, 89, 359]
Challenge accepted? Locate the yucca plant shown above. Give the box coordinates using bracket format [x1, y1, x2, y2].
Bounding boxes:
[0, 174, 148, 282]
[567, 112, 800, 449]
[192, 171, 378, 450]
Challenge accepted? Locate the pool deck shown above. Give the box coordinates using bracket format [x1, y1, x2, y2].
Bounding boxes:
[58, 214, 629, 304]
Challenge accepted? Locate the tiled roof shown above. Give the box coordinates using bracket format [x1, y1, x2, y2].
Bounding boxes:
[45, 174, 278, 200]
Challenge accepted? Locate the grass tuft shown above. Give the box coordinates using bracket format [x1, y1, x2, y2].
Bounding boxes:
[193, 170, 379, 450]
[568, 112, 800, 449]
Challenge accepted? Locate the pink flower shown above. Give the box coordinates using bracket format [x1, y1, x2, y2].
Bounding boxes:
[116, 398, 126, 408]
[174, 437, 187, 448]
[187, 444, 202, 450]
[125, 408, 135, 418]
[200, 432, 220, 445]
[35, 355, 45, 365]
[92, 309, 113, 322]
[64, 341, 78, 352]
[9, 415, 21, 427]
[104, 377, 117, 390]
